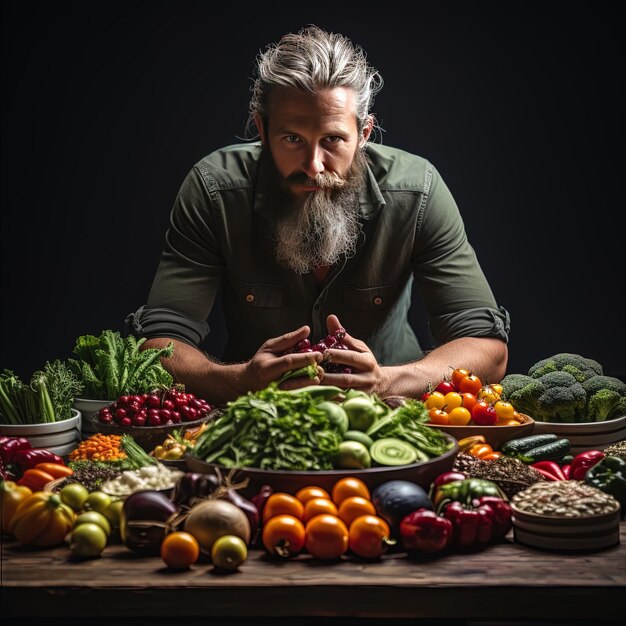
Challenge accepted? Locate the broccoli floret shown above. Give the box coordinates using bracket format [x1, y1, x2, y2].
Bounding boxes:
[528, 353, 603, 383]
[506, 378, 545, 420]
[500, 373, 536, 398]
[581, 375, 626, 397]
[537, 371, 580, 388]
[587, 389, 626, 422]
[536, 382, 587, 422]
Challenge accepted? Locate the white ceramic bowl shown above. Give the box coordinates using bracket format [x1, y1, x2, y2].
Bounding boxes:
[73, 397, 115, 434]
[0, 409, 81, 449]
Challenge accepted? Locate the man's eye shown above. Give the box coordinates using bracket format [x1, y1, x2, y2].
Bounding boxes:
[284, 135, 301, 143]
[325, 136, 342, 144]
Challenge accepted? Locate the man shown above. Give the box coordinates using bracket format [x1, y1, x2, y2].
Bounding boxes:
[127, 25, 510, 405]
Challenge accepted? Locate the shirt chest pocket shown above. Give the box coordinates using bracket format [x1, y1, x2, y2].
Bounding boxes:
[343, 282, 401, 310]
[229, 276, 283, 308]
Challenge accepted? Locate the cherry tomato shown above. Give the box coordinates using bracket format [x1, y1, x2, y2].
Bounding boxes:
[458, 373, 483, 395]
[460, 392, 478, 414]
[450, 367, 471, 390]
[478, 385, 501, 403]
[435, 380, 456, 395]
[303, 497, 339, 523]
[305, 514, 349, 560]
[428, 407, 450, 425]
[337, 496, 376, 527]
[447, 406, 472, 425]
[494, 400, 515, 420]
[262, 493, 304, 523]
[262, 514, 306, 558]
[331, 477, 371, 505]
[491, 383, 503, 396]
[497, 417, 522, 426]
[160, 531, 200, 569]
[348, 514, 393, 559]
[471, 400, 498, 426]
[443, 391, 463, 411]
[424, 391, 446, 410]
[295, 486, 331, 505]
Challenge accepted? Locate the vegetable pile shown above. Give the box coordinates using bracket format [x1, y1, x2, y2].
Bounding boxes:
[500, 352, 626, 422]
[67, 330, 174, 400]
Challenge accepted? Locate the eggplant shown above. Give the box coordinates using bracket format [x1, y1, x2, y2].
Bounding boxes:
[224, 488, 260, 542]
[250, 484, 273, 518]
[121, 490, 180, 555]
[371, 480, 433, 536]
[171, 472, 220, 507]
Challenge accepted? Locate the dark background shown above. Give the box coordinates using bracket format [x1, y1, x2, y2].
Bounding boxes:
[1, 1, 623, 382]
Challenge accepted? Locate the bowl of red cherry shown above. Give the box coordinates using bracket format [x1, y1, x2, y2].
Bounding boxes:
[88, 386, 217, 451]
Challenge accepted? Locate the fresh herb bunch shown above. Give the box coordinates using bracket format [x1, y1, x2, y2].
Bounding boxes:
[68, 330, 174, 399]
[192, 384, 343, 470]
[0, 360, 83, 424]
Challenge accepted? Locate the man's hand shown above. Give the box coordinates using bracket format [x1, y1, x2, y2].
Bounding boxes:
[243, 325, 324, 391]
[321, 315, 391, 396]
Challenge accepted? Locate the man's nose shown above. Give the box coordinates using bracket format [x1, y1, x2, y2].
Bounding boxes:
[301, 145, 324, 178]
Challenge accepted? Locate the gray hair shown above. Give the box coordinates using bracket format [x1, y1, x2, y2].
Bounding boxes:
[247, 25, 383, 139]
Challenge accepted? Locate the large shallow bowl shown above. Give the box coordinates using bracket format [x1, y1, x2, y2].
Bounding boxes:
[0, 409, 81, 452]
[425, 414, 535, 451]
[86, 411, 217, 452]
[532, 414, 626, 454]
[185, 433, 459, 497]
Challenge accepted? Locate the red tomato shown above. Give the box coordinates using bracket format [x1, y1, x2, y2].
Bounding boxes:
[435, 380, 455, 395]
[458, 373, 483, 395]
[472, 401, 498, 426]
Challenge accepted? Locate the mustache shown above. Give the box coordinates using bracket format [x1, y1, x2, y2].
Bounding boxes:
[284, 169, 346, 189]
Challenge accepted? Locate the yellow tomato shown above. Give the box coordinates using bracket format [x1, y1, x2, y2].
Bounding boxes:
[447, 406, 472, 425]
[494, 400, 515, 420]
[443, 391, 463, 411]
[425, 391, 446, 410]
[478, 385, 501, 403]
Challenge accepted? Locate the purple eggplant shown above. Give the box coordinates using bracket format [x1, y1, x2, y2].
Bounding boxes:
[224, 488, 260, 541]
[251, 484, 274, 519]
[171, 472, 220, 507]
[121, 490, 180, 556]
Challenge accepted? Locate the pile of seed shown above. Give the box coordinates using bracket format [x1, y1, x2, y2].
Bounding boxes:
[54, 461, 125, 492]
[603, 439, 626, 460]
[512, 480, 620, 517]
[453, 453, 545, 498]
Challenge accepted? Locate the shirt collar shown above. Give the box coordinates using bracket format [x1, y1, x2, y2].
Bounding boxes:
[253, 145, 386, 220]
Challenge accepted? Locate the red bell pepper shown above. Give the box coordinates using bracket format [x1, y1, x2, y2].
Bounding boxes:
[531, 460, 567, 481]
[0, 436, 32, 464]
[569, 450, 605, 481]
[399, 509, 453, 554]
[11, 449, 64, 472]
[472, 496, 513, 539]
[443, 501, 493, 548]
[561, 464, 571, 479]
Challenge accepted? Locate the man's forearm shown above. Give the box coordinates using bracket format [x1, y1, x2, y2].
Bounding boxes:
[142, 337, 247, 405]
[382, 337, 508, 397]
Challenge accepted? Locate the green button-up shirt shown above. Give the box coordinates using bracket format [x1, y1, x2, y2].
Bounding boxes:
[129, 142, 509, 365]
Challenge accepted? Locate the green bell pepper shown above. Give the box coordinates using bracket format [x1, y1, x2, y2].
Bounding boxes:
[434, 478, 507, 514]
[584, 455, 626, 518]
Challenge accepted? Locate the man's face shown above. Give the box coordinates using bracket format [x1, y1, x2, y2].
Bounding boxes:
[255, 87, 372, 274]
[256, 86, 371, 194]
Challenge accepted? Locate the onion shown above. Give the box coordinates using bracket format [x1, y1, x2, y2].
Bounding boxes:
[184, 499, 251, 554]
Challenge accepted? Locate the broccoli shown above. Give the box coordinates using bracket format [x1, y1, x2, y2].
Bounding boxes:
[536, 379, 587, 422]
[587, 389, 626, 422]
[581, 375, 626, 397]
[528, 352, 603, 383]
[504, 377, 545, 420]
[500, 373, 536, 398]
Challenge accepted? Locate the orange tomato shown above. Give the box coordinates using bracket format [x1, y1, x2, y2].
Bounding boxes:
[337, 496, 376, 527]
[447, 406, 472, 425]
[303, 497, 338, 523]
[295, 486, 331, 505]
[348, 514, 393, 559]
[460, 392, 478, 413]
[305, 514, 349, 560]
[458, 373, 482, 395]
[262, 493, 304, 523]
[451, 367, 471, 389]
[262, 514, 306, 558]
[331, 477, 371, 505]
[428, 407, 450, 425]
[160, 531, 200, 569]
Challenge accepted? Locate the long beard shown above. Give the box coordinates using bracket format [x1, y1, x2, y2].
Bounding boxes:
[272, 150, 367, 274]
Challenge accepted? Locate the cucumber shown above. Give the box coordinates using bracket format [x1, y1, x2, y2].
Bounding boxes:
[370, 438, 425, 466]
[501, 434, 558, 456]
[523, 438, 571, 462]
[343, 430, 374, 449]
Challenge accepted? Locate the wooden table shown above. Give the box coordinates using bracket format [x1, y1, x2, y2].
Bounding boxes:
[2, 523, 625, 625]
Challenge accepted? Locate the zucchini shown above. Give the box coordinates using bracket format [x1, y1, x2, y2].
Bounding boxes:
[501, 434, 558, 456]
[370, 438, 425, 466]
[523, 438, 571, 463]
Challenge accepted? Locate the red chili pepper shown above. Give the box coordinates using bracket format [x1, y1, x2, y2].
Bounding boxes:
[532, 466, 561, 481]
[532, 460, 567, 480]
[569, 450, 605, 481]
[0, 437, 32, 464]
[11, 449, 64, 472]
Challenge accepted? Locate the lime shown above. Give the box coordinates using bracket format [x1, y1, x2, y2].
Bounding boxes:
[60, 482, 90, 511]
[70, 522, 108, 558]
[342, 396, 379, 432]
[332, 440, 371, 469]
[316, 401, 349, 433]
[84, 491, 112, 514]
[74, 511, 112, 536]
[104, 500, 125, 530]
[211, 535, 248, 571]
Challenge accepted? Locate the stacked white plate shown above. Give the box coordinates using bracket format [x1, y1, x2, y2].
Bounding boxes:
[0, 409, 82, 456]
[532, 414, 626, 454]
[511, 504, 621, 551]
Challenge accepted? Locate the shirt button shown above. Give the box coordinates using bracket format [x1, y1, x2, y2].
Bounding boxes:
[245, 294, 255, 303]
[373, 296, 383, 306]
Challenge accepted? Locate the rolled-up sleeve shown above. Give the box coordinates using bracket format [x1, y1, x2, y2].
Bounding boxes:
[412, 165, 511, 345]
[128, 166, 224, 346]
